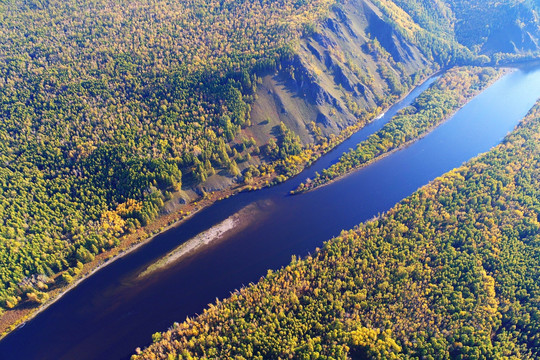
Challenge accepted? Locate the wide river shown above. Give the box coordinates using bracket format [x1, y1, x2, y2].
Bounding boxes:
[2, 63, 540, 359]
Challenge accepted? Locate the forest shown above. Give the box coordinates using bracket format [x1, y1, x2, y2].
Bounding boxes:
[0, 0, 335, 314]
[294, 66, 503, 193]
[133, 101, 540, 359]
[0, 0, 539, 325]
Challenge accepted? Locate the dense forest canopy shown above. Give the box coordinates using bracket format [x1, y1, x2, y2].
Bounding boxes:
[0, 0, 331, 161]
[0, 0, 539, 319]
[0, 0, 334, 312]
[134, 102, 540, 359]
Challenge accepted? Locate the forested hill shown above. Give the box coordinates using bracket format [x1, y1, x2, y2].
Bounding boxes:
[0, 0, 335, 314]
[0, 0, 539, 324]
[388, 0, 540, 60]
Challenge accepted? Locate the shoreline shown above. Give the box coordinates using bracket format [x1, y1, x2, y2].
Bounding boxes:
[0, 67, 441, 339]
[137, 201, 265, 279]
[137, 215, 239, 278]
[0, 175, 270, 338]
[294, 67, 512, 194]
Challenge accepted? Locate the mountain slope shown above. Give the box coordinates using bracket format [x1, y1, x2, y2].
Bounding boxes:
[247, 0, 433, 146]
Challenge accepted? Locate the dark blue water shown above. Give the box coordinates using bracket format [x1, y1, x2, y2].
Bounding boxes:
[2, 64, 540, 360]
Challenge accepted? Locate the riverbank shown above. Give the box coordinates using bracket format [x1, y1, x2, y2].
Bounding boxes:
[0, 173, 264, 337]
[0, 69, 439, 339]
[292, 67, 511, 194]
[133, 100, 540, 360]
[137, 201, 270, 279]
[3, 62, 539, 360]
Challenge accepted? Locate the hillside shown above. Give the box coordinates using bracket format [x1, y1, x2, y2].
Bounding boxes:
[247, 0, 433, 146]
[133, 101, 540, 359]
[1, 0, 540, 333]
[384, 0, 540, 59]
[0, 0, 335, 317]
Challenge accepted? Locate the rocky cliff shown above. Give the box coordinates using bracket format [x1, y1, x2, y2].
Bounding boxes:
[248, 0, 433, 146]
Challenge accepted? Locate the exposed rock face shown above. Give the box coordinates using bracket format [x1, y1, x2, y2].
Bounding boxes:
[332, 64, 356, 93]
[312, 32, 337, 49]
[316, 113, 332, 128]
[248, 0, 432, 145]
[307, 43, 322, 61]
[364, 2, 415, 63]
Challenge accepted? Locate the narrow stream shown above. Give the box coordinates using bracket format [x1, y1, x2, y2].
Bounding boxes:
[2, 64, 540, 360]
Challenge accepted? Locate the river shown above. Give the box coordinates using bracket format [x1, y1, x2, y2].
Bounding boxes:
[2, 63, 540, 359]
